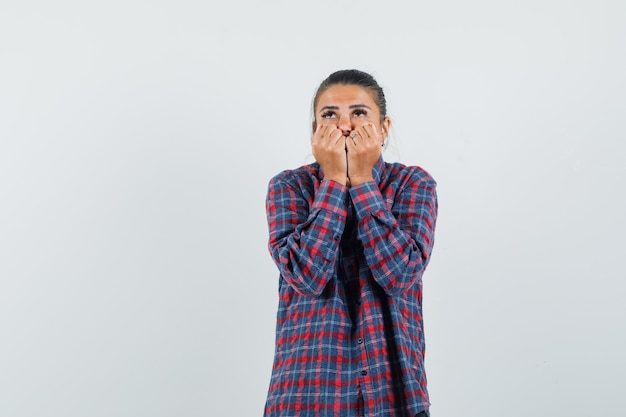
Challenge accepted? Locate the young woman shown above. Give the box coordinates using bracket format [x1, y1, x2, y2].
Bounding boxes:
[264, 69, 438, 417]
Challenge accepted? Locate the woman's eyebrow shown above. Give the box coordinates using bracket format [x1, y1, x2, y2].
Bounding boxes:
[319, 104, 371, 113]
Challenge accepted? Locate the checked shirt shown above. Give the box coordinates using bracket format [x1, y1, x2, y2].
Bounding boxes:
[264, 157, 438, 417]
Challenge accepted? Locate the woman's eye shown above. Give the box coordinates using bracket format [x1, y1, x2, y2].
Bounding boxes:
[353, 109, 367, 117]
[321, 111, 336, 119]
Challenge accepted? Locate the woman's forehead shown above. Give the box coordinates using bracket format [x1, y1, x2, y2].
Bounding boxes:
[317, 85, 378, 108]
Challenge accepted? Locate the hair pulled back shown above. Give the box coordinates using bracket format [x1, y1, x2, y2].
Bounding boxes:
[312, 69, 387, 122]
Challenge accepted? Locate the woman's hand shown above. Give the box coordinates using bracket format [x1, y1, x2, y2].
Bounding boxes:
[346, 123, 383, 185]
[311, 125, 348, 185]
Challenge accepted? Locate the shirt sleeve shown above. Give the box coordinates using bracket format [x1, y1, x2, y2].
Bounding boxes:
[266, 174, 349, 296]
[349, 168, 438, 296]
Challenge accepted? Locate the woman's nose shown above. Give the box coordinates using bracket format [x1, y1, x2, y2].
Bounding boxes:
[337, 114, 352, 135]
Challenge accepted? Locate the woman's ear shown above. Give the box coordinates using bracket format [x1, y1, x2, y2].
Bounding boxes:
[382, 117, 391, 139]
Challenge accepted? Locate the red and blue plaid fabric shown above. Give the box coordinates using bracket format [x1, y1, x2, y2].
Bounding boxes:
[264, 157, 438, 417]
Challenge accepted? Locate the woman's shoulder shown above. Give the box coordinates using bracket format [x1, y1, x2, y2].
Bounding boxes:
[383, 161, 437, 186]
[269, 162, 321, 187]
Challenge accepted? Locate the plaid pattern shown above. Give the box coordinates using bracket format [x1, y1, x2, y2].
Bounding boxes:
[264, 157, 438, 417]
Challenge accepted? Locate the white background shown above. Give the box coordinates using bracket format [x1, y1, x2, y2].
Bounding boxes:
[1, 1, 625, 416]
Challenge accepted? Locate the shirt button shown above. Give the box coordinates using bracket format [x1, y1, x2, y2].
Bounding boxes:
[357, 338, 363, 344]
[361, 370, 368, 376]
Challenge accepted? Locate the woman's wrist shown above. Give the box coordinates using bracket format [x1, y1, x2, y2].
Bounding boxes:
[348, 174, 374, 186]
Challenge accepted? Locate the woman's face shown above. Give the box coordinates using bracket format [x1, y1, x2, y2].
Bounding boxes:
[314, 84, 390, 137]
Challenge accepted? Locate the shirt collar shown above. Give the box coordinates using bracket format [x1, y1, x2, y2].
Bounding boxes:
[372, 156, 384, 184]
